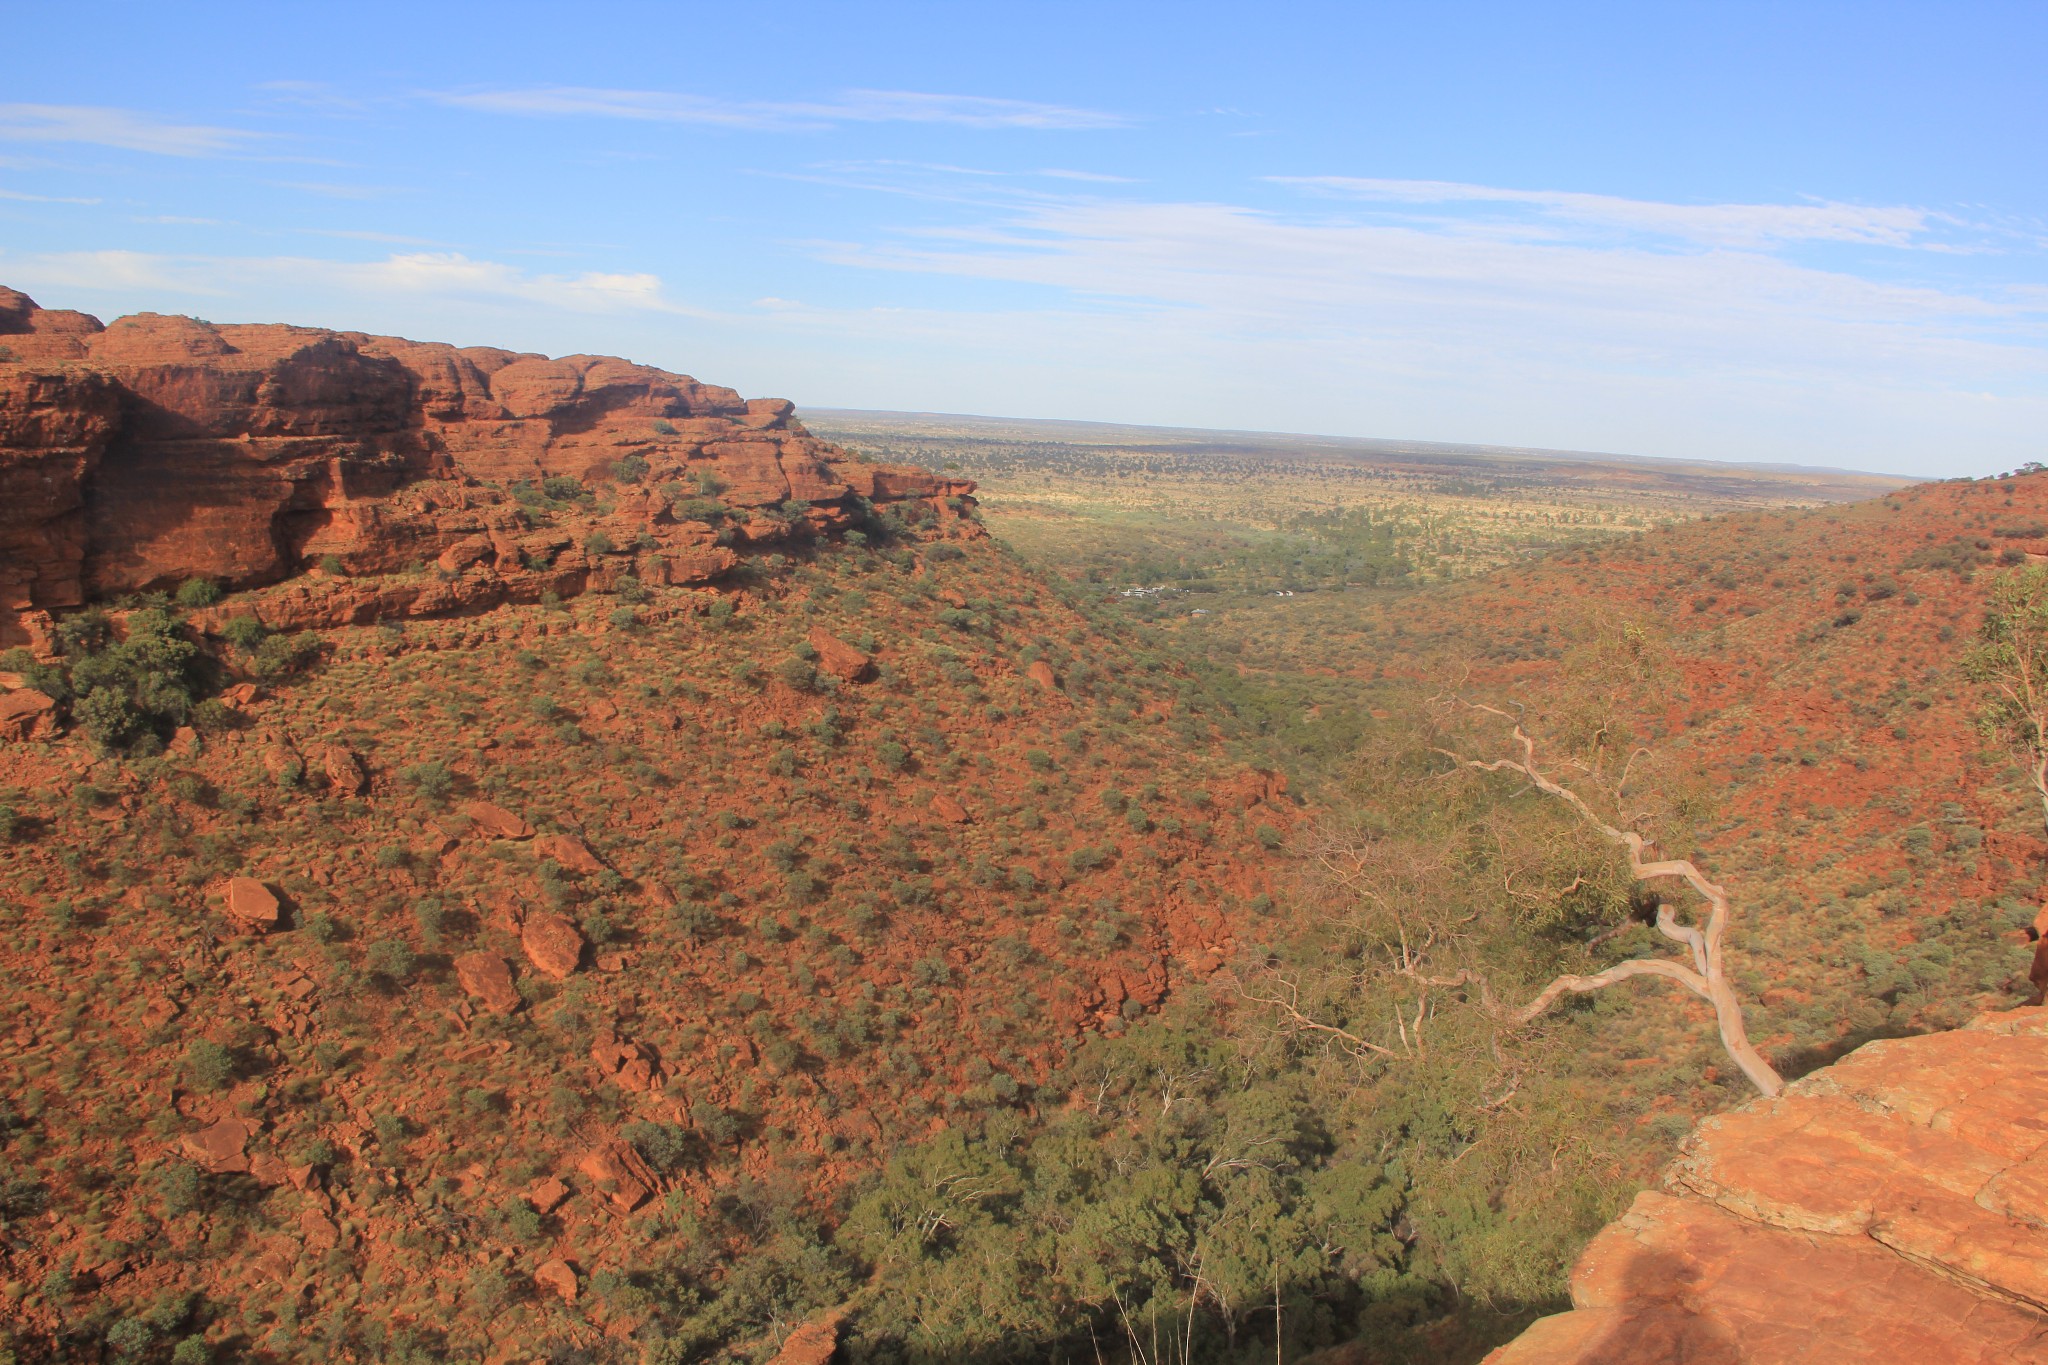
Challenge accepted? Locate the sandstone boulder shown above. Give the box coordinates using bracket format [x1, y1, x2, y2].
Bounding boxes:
[768, 1308, 850, 1365]
[807, 626, 873, 683]
[453, 952, 521, 1014]
[931, 793, 971, 824]
[527, 1175, 569, 1214]
[319, 744, 368, 796]
[535, 832, 606, 876]
[298, 1207, 343, 1251]
[578, 1141, 657, 1213]
[534, 1258, 579, 1303]
[464, 800, 533, 840]
[0, 688, 56, 741]
[180, 1116, 252, 1173]
[591, 1026, 661, 1092]
[220, 877, 280, 930]
[521, 912, 585, 979]
[1025, 660, 1058, 691]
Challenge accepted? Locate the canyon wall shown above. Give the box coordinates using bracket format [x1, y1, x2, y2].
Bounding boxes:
[0, 286, 975, 648]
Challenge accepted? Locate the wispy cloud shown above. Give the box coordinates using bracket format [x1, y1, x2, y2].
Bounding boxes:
[1037, 168, 1138, 183]
[434, 86, 1127, 131]
[783, 183, 2048, 472]
[0, 249, 695, 315]
[269, 180, 403, 200]
[0, 104, 258, 157]
[1272, 176, 1957, 250]
[0, 187, 100, 204]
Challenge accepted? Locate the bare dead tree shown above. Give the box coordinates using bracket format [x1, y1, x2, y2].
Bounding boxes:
[1435, 700, 1783, 1097]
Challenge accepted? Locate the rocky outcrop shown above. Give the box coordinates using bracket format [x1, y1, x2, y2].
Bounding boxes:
[0, 287, 980, 648]
[453, 952, 521, 1014]
[521, 912, 585, 980]
[1486, 1008, 2048, 1364]
[218, 876, 280, 931]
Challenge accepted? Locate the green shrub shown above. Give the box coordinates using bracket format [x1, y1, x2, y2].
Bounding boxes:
[45, 604, 208, 750]
[183, 1040, 236, 1091]
[622, 1120, 696, 1173]
[249, 632, 319, 680]
[220, 615, 267, 651]
[365, 939, 416, 982]
[400, 761, 455, 804]
[691, 1101, 741, 1144]
[174, 578, 221, 608]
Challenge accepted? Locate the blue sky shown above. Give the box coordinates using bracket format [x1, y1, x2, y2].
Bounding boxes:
[3, 1, 2044, 476]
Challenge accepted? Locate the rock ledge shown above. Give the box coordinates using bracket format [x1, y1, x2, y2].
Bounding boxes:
[1487, 1007, 2048, 1363]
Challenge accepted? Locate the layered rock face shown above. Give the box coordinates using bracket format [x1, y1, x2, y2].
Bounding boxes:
[0, 286, 977, 647]
[1487, 1008, 2048, 1364]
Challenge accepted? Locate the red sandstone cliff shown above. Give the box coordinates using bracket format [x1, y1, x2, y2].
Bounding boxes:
[0, 286, 977, 648]
[1486, 1008, 2048, 1363]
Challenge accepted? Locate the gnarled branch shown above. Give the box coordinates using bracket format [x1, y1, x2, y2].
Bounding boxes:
[1436, 698, 1784, 1097]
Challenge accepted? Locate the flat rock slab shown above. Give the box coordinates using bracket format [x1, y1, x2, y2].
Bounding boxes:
[807, 626, 873, 682]
[180, 1116, 252, 1173]
[220, 877, 279, 930]
[1486, 1008, 2048, 1364]
[463, 800, 533, 840]
[534, 832, 605, 875]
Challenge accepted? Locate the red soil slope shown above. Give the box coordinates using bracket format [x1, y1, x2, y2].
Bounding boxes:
[0, 291, 1290, 1358]
[1363, 472, 2048, 1079]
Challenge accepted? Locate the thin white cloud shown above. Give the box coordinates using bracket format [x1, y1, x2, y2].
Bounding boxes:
[253, 80, 371, 114]
[1037, 168, 1139, 183]
[0, 187, 100, 204]
[270, 180, 401, 200]
[1273, 176, 1951, 249]
[0, 104, 258, 157]
[434, 86, 1127, 131]
[0, 249, 696, 316]
[786, 188, 2048, 473]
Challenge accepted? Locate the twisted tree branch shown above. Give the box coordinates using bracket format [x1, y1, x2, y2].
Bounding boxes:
[1436, 699, 1784, 1097]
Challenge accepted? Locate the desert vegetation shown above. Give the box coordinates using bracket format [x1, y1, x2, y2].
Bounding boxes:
[0, 332, 2038, 1363]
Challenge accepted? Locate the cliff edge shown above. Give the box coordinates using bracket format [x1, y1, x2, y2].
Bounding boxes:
[0, 285, 977, 649]
[1488, 1008, 2048, 1363]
